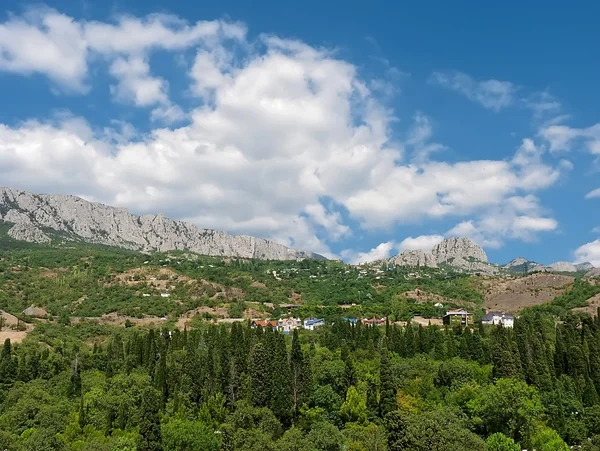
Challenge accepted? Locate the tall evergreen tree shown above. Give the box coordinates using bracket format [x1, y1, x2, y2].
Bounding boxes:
[379, 346, 396, 418]
[69, 355, 82, 398]
[137, 387, 163, 451]
[250, 341, 270, 407]
[290, 329, 310, 420]
[271, 332, 292, 424]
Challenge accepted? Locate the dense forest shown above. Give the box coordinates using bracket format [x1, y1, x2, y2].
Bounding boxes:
[1, 312, 600, 449]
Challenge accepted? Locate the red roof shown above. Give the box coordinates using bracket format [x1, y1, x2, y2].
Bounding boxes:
[252, 320, 278, 328]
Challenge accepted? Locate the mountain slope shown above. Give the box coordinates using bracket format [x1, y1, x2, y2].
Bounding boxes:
[0, 187, 324, 261]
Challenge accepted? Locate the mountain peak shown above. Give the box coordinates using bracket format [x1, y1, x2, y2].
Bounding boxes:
[389, 237, 495, 274]
[0, 187, 324, 261]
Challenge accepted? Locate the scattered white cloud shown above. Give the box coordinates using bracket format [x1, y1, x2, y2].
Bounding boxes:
[524, 91, 562, 119]
[406, 113, 445, 162]
[574, 240, 600, 267]
[342, 241, 396, 264]
[109, 56, 168, 106]
[540, 123, 600, 154]
[398, 235, 444, 252]
[0, 7, 88, 91]
[430, 71, 517, 111]
[444, 193, 558, 249]
[84, 14, 246, 55]
[585, 188, 600, 199]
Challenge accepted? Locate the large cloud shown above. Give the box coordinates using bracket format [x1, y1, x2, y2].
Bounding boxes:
[0, 8, 567, 258]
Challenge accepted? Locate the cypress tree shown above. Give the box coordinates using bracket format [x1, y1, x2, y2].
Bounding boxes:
[154, 350, 168, 407]
[137, 387, 163, 451]
[250, 341, 270, 407]
[404, 323, 415, 357]
[290, 329, 310, 420]
[379, 346, 396, 418]
[78, 396, 86, 431]
[69, 356, 82, 398]
[271, 332, 292, 424]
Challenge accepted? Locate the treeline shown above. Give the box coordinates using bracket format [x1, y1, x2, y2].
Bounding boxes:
[2, 312, 600, 449]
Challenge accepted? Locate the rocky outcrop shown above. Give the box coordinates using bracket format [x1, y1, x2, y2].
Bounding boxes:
[576, 262, 595, 272]
[389, 249, 437, 268]
[0, 187, 324, 261]
[503, 257, 531, 269]
[548, 261, 578, 273]
[431, 237, 488, 264]
[389, 237, 497, 274]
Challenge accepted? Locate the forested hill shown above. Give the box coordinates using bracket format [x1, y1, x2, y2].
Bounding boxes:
[0, 232, 487, 322]
[1, 229, 599, 324]
[2, 233, 600, 449]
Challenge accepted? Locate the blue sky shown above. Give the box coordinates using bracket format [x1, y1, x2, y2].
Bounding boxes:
[1, 0, 599, 265]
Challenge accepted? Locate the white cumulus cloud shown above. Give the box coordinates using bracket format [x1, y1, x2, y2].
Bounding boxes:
[398, 235, 444, 252]
[574, 240, 600, 267]
[585, 188, 600, 200]
[0, 9, 568, 259]
[342, 241, 396, 264]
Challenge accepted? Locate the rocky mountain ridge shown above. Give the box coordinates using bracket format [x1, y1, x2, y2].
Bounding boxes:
[501, 258, 594, 274]
[389, 237, 498, 274]
[388, 240, 596, 275]
[0, 187, 324, 261]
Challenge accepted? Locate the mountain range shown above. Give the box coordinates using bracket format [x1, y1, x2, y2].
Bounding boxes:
[0, 187, 324, 261]
[0, 187, 595, 274]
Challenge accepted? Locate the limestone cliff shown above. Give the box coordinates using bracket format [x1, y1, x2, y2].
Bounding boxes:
[0, 187, 324, 261]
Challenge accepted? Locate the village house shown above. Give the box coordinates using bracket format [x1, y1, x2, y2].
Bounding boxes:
[481, 312, 514, 328]
[303, 318, 325, 330]
[278, 317, 302, 334]
[362, 317, 386, 327]
[250, 320, 278, 330]
[442, 309, 473, 326]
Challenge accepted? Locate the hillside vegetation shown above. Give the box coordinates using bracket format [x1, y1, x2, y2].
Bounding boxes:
[0, 234, 486, 322]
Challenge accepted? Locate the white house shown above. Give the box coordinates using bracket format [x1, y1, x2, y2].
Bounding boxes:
[303, 318, 325, 331]
[278, 317, 302, 334]
[160, 293, 170, 298]
[482, 312, 514, 328]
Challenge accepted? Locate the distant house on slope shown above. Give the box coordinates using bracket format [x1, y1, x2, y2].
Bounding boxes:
[362, 317, 387, 327]
[303, 318, 325, 331]
[481, 312, 514, 328]
[278, 317, 302, 334]
[250, 320, 278, 330]
[442, 309, 472, 326]
[22, 305, 48, 318]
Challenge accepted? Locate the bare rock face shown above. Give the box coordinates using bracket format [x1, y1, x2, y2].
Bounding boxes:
[431, 237, 488, 264]
[548, 261, 578, 273]
[388, 237, 497, 274]
[575, 262, 595, 272]
[389, 249, 437, 268]
[0, 187, 324, 261]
